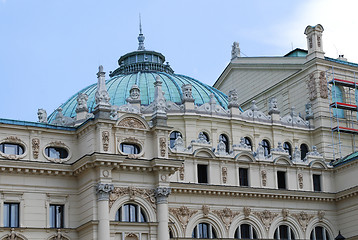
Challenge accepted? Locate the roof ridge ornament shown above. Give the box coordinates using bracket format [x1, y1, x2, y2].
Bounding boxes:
[137, 14, 145, 50]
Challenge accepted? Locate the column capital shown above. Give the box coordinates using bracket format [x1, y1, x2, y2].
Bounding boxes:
[155, 187, 171, 204]
[96, 183, 114, 201]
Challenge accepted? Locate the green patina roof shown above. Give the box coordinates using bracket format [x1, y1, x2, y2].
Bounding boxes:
[333, 151, 358, 167]
[284, 48, 308, 57]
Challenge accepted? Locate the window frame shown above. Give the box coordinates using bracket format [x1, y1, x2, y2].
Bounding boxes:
[115, 203, 147, 223]
[235, 223, 258, 239]
[310, 226, 331, 240]
[119, 143, 140, 155]
[239, 168, 249, 187]
[197, 164, 208, 184]
[192, 222, 217, 239]
[0, 143, 24, 155]
[219, 134, 230, 153]
[283, 142, 292, 159]
[49, 204, 64, 228]
[313, 174, 322, 192]
[244, 137, 253, 150]
[3, 202, 19, 228]
[169, 131, 182, 149]
[277, 171, 287, 189]
[274, 224, 296, 240]
[45, 147, 69, 159]
[261, 139, 270, 156]
[300, 144, 309, 160]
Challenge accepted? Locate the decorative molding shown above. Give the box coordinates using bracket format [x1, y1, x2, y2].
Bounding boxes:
[50, 229, 70, 240]
[118, 117, 146, 129]
[179, 165, 184, 181]
[298, 173, 303, 189]
[155, 187, 171, 204]
[0, 136, 26, 160]
[32, 138, 40, 159]
[44, 141, 71, 163]
[243, 207, 251, 219]
[109, 186, 156, 209]
[319, 71, 328, 99]
[160, 137, 166, 157]
[3, 228, 26, 240]
[96, 183, 114, 201]
[291, 211, 314, 231]
[282, 208, 289, 221]
[3, 136, 22, 143]
[102, 131, 109, 152]
[317, 210, 325, 221]
[169, 206, 198, 230]
[222, 167, 227, 183]
[213, 207, 239, 230]
[253, 210, 278, 231]
[202, 205, 210, 217]
[261, 170, 267, 186]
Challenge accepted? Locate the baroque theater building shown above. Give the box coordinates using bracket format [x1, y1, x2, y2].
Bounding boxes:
[0, 24, 357, 240]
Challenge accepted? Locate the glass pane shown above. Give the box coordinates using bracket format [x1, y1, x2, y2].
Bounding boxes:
[129, 204, 136, 222]
[4, 203, 9, 227]
[279, 225, 288, 239]
[10, 204, 19, 227]
[315, 226, 324, 240]
[241, 224, 250, 239]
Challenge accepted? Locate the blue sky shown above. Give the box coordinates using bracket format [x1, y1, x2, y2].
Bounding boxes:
[1, 0, 357, 121]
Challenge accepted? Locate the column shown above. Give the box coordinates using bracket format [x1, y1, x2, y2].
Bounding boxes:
[96, 183, 114, 240]
[155, 187, 171, 240]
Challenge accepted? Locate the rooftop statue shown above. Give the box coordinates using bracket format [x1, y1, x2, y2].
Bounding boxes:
[231, 41, 240, 60]
[37, 109, 47, 123]
[76, 92, 89, 113]
[268, 97, 280, 115]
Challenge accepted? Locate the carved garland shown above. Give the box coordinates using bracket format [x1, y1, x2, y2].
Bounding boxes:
[32, 138, 40, 159]
[253, 210, 278, 231]
[102, 131, 109, 152]
[109, 186, 156, 210]
[298, 173, 303, 189]
[222, 167, 227, 184]
[159, 137, 166, 157]
[261, 170, 267, 186]
[291, 211, 314, 232]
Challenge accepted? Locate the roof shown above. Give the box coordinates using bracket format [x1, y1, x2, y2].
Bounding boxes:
[332, 151, 358, 167]
[0, 118, 77, 131]
[284, 48, 308, 57]
[48, 71, 228, 122]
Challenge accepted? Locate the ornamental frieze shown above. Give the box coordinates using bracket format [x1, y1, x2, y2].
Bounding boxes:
[213, 207, 239, 230]
[109, 186, 156, 209]
[169, 206, 198, 230]
[118, 117, 146, 129]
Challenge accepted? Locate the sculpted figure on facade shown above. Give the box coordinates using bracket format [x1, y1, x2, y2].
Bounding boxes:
[37, 109, 48, 123]
[96, 183, 114, 201]
[298, 173, 303, 189]
[169, 206, 198, 230]
[179, 165, 185, 180]
[235, 137, 250, 149]
[51, 107, 75, 126]
[268, 97, 280, 115]
[256, 143, 265, 159]
[317, 210, 325, 221]
[307, 145, 322, 157]
[222, 167, 227, 183]
[202, 205, 210, 217]
[127, 84, 141, 102]
[307, 73, 317, 100]
[319, 71, 328, 99]
[216, 136, 227, 155]
[305, 102, 314, 120]
[231, 41, 240, 60]
[243, 207, 251, 219]
[282, 209, 289, 221]
[292, 146, 302, 162]
[261, 170, 267, 186]
[182, 84, 194, 101]
[76, 92, 89, 113]
[32, 138, 40, 159]
[194, 132, 210, 144]
[228, 89, 239, 108]
[110, 106, 118, 120]
[172, 133, 186, 152]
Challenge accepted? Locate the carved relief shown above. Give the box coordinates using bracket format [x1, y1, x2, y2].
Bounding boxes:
[291, 211, 314, 231]
[160, 137, 166, 157]
[309, 36, 313, 49]
[102, 131, 109, 151]
[118, 117, 146, 129]
[213, 207, 239, 230]
[202, 205, 210, 217]
[179, 165, 185, 181]
[222, 167, 227, 183]
[317, 36, 321, 47]
[282, 209, 289, 221]
[169, 206, 198, 230]
[125, 233, 139, 240]
[51, 229, 70, 240]
[298, 173, 303, 189]
[243, 207, 251, 218]
[254, 210, 278, 231]
[317, 210, 325, 221]
[307, 73, 317, 100]
[109, 186, 156, 209]
[32, 138, 40, 159]
[49, 141, 66, 147]
[261, 170, 267, 186]
[319, 71, 328, 99]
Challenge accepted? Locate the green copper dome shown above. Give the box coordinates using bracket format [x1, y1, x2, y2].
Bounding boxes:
[48, 30, 228, 123]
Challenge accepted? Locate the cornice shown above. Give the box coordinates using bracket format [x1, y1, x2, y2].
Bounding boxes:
[170, 182, 335, 202]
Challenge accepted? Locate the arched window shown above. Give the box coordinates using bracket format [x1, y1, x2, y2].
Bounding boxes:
[120, 143, 140, 154]
[310, 226, 331, 240]
[169, 228, 174, 238]
[170, 131, 181, 148]
[274, 225, 295, 240]
[192, 223, 217, 239]
[235, 224, 258, 239]
[0, 143, 24, 155]
[331, 85, 344, 118]
[283, 142, 292, 159]
[300, 144, 309, 160]
[244, 137, 252, 150]
[261, 139, 270, 156]
[45, 147, 68, 159]
[115, 203, 147, 222]
[219, 134, 229, 153]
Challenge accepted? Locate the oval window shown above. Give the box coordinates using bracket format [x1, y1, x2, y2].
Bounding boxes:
[120, 143, 140, 154]
[0, 143, 24, 155]
[45, 147, 68, 159]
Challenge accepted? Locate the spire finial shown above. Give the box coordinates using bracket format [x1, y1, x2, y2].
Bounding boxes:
[137, 14, 145, 50]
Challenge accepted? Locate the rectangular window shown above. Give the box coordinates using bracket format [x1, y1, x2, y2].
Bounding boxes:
[4, 203, 19, 228]
[313, 174, 322, 192]
[197, 164, 208, 184]
[50, 204, 64, 228]
[239, 168, 249, 186]
[277, 171, 286, 189]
